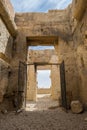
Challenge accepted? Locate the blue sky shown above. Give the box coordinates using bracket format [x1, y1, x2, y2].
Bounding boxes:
[10, 0, 72, 12]
[37, 70, 51, 88]
[10, 0, 72, 89]
[29, 46, 54, 50]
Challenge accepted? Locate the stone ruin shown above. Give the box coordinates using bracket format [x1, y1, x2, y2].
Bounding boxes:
[27, 49, 61, 101]
[0, 0, 87, 111]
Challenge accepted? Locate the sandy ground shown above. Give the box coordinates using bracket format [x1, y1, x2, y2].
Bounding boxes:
[0, 94, 87, 130]
[26, 94, 59, 111]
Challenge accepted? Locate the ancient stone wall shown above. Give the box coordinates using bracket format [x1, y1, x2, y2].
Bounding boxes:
[27, 65, 37, 101]
[13, 4, 80, 106]
[71, 3, 87, 108]
[56, 38, 79, 107]
[0, 17, 13, 103]
[15, 9, 71, 40]
[27, 49, 58, 64]
[2, 0, 15, 20]
[0, 0, 17, 108]
[0, 0, 87, 110]
[0, 0, 17, 36]
[51, 65, 61, 100]
[27, 50, 60, 101]
[0, 18, 13, 59]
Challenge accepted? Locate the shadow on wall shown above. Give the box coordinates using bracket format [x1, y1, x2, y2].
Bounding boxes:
[0, 35, 14, 107]
[42, 28, 72, 42]
[5, 36, 13, 60]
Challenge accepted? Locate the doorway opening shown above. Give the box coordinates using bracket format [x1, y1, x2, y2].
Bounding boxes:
[26, 63, 61, 111]
[37, 70, 51, 89]
[29, 45, 54, 50]
[23, 36, 66, 110]
[36, 69, 53, 110]
[17, 36, 67, 111]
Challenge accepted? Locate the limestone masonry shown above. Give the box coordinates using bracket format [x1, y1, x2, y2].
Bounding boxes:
[0, 0, 87, 110]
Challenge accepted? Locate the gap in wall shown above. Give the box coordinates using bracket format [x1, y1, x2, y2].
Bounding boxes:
[29, 45, 54, 50]
[37, 70, 51, 89]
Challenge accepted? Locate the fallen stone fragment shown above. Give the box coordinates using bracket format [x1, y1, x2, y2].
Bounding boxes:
[15, 109, 23, 114]
[1, 109, 8, 114]
[71, 100, 83, 114]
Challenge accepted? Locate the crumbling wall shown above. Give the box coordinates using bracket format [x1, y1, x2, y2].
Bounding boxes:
[0, 0, 87, 110]
[27, 50, 59, 101]
[56, 38, 79, 107]
[15, 6, 79, 106]
[8, 31, 27, 94]
[0, 18, 13, 59]
[15, 9, 71, 40]
[0, 17, 13, 103]
[71, 3, 87, 108]
[0, 0, 17, 109]
[0, 61, 9, 103]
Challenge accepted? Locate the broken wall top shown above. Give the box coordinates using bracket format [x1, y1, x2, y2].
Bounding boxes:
[15, 9, 72, 41]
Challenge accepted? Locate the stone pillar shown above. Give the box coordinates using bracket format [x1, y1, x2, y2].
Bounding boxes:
[51, 65, 61, 100]
[27, 65, 37, 101]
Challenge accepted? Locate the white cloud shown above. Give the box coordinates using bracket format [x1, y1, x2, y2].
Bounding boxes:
[56, 0, 72, 9]
[37, 70, 51, 88]
[10, 0, 72, 12]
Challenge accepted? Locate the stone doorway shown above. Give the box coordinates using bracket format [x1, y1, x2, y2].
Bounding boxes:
[36, 67, 52, 107]
[24, 36, 67, 111]
[26, 63, 61, 111]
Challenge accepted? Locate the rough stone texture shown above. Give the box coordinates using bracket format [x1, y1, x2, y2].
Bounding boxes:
[0, 17, 13, 59]
[27, 49, 58, 64]
[14, 8, 74, 107]
[27, 50, 60, 101]
[2, 0, 15, 19]
[0, 16, 13, 104]
[72, 4, 87, 108]
[0, 0, 87, 110]
[0, 0, 17, 36]
[71, 100, 83, 114]
[72, 0, 87, 21]
[27, 65, 37, 101]
[15, 9, 71, 40]
[51, 65, 61, 100]
[7, 30, 27, 95]
[0, 60, 9, 103]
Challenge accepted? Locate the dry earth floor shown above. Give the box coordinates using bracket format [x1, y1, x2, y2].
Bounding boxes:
[0, 94, 87, 130]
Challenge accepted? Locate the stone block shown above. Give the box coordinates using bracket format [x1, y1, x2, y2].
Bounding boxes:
[71, 100, 83, 114]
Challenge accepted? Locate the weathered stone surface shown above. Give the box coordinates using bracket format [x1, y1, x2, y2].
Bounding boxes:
[0, 17, 13, 59]
[71, 100, 83, 113]
[27, 49, 58, 64]
[0, 0, 17, 36]
[72, 0, 87, 21]
[15, 9, 71, 41]
[0, 0, 87, 110]
[0, 60, 9, 103]
[27, 49, 61, 101]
